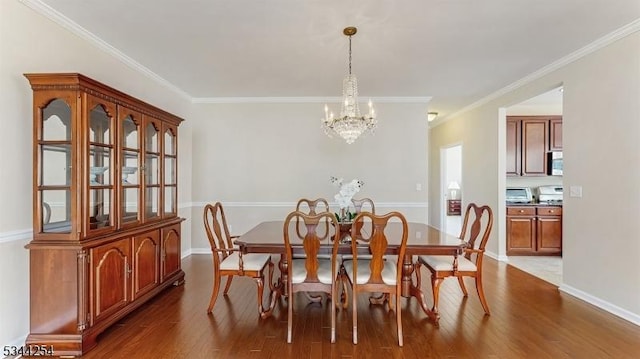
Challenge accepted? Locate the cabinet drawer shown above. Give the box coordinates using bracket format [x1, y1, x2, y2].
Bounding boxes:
[447, 200, 461, 215]
[507, 207, 535, 216]
[537, 207, 562, 216]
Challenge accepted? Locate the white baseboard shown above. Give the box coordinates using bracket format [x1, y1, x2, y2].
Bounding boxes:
[4, 334, 27, 355]
[559, 284, 640, 327]
[189, 248, 211, 255]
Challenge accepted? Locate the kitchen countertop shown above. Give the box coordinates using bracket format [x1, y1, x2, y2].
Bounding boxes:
[506, 202, 562, 207]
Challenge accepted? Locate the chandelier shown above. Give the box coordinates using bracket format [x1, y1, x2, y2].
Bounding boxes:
[321, 27, 377, 144]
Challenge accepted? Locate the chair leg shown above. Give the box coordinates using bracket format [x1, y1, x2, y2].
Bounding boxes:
[331, 284, 336, 343]
[352, 285, 358, 345]
[207, 273, 221, 314]
[395, 291, 403, 347]
[431, 275, 443, 316]
[223, 275, 234, 295]
[475, 275, 491, 315]
[255, 275, 265, 315]
[340, 268, 349, 309]
[287, 287, 294, 343]
[457, 275, 469, 297]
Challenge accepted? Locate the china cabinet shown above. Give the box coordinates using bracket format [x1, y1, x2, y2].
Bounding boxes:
[24, 73, 185, 356]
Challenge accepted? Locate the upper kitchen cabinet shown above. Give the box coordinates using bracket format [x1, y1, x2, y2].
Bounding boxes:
[507, 116, 562, 177]
[549, 117, 563, 151]
[25, 73, 185, 356]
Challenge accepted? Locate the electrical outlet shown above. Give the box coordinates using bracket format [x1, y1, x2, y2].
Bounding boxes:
[416, 183, 422, 191]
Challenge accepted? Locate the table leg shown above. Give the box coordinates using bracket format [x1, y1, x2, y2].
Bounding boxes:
[259, 254, 287, 319]
[402, 254, 440, 325]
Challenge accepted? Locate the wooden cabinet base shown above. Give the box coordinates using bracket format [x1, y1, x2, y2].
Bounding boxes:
[507, 206, 562, 256]
[25, 220, 184, 357]
[25, 269, 184, 357]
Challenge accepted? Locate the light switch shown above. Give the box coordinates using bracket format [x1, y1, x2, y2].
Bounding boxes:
[416, 183, 422, 191]
[569, 185, 582, 198]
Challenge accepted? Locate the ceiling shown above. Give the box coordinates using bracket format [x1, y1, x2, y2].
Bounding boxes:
[30, 0, 640, 117]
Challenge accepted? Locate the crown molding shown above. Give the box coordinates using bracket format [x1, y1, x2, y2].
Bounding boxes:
[192, 96, 432, 104]
[19, 0, 192, 101]
[433, 18, 640, 127]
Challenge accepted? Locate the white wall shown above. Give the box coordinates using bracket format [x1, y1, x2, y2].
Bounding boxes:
[429, 31, 640, 323]
[0, 0, 193, 346]
[188, 102, 429, 250]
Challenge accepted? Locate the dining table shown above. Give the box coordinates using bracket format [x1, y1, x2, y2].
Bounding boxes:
[234, 220, 467, 325]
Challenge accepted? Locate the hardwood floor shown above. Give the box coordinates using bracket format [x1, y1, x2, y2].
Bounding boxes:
[76, 254, 640, 358]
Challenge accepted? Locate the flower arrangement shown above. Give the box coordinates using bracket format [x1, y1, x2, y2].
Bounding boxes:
[330, 176, 364, 222]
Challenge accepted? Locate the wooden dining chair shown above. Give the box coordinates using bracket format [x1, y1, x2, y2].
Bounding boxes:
[203, 202, 274, 317]
[295, 198, 330, 239]
[351, 197, 375, 214]
[350, 197, 375, 241]
[283, 210, 342, 343]
[342, 211, 408, 347]
[415, 203, 494, 317]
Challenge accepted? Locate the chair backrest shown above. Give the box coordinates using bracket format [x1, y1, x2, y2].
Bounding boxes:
[351, 198, 375, 238]
[203, 202, 235, 268]
[459, 203, 493, 262]
[283, 210, 341, 282]
[351, 198, 375, 214]
[296, 198, 330, 214]
[349, 211, 408, 285]
[295, 198, 330, 238]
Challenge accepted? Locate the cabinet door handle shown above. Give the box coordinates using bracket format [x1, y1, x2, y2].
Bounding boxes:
[519, 210, 524, 213]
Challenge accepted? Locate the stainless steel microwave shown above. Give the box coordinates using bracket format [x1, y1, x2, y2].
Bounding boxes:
[506, 187, 533, 203]
[547, 152, 563, 176]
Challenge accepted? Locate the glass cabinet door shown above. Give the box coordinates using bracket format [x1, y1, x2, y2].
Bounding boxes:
[144, 118, 161, 221]
[38, 98, 73, 234]
[163, 125, 177, 216]
[120, 107, 142, 227]
[87, 96, 116, 232]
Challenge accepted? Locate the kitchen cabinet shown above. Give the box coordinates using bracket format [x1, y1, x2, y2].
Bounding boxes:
[24, 73, 185, 356]
[507, 116, 562, 176]
[506, 118, 521, 176]
[507, 206, 562, 255]
[549, 118, 563, 151]
[536, 207, 562, 253]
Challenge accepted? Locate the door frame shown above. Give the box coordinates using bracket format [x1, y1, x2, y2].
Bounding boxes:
[440, 142, 462, 234]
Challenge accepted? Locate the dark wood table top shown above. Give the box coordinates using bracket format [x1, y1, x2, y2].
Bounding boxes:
[235, 220, 467, 256]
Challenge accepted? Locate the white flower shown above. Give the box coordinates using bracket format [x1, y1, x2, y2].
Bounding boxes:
[331, 177, 364, 210]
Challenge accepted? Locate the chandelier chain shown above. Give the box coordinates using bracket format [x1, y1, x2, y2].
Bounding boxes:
[348, 35, 352, 76]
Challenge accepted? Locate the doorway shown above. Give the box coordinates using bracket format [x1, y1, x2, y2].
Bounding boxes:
[440, 144, 462, 236]
[504, 86, 564, 286]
